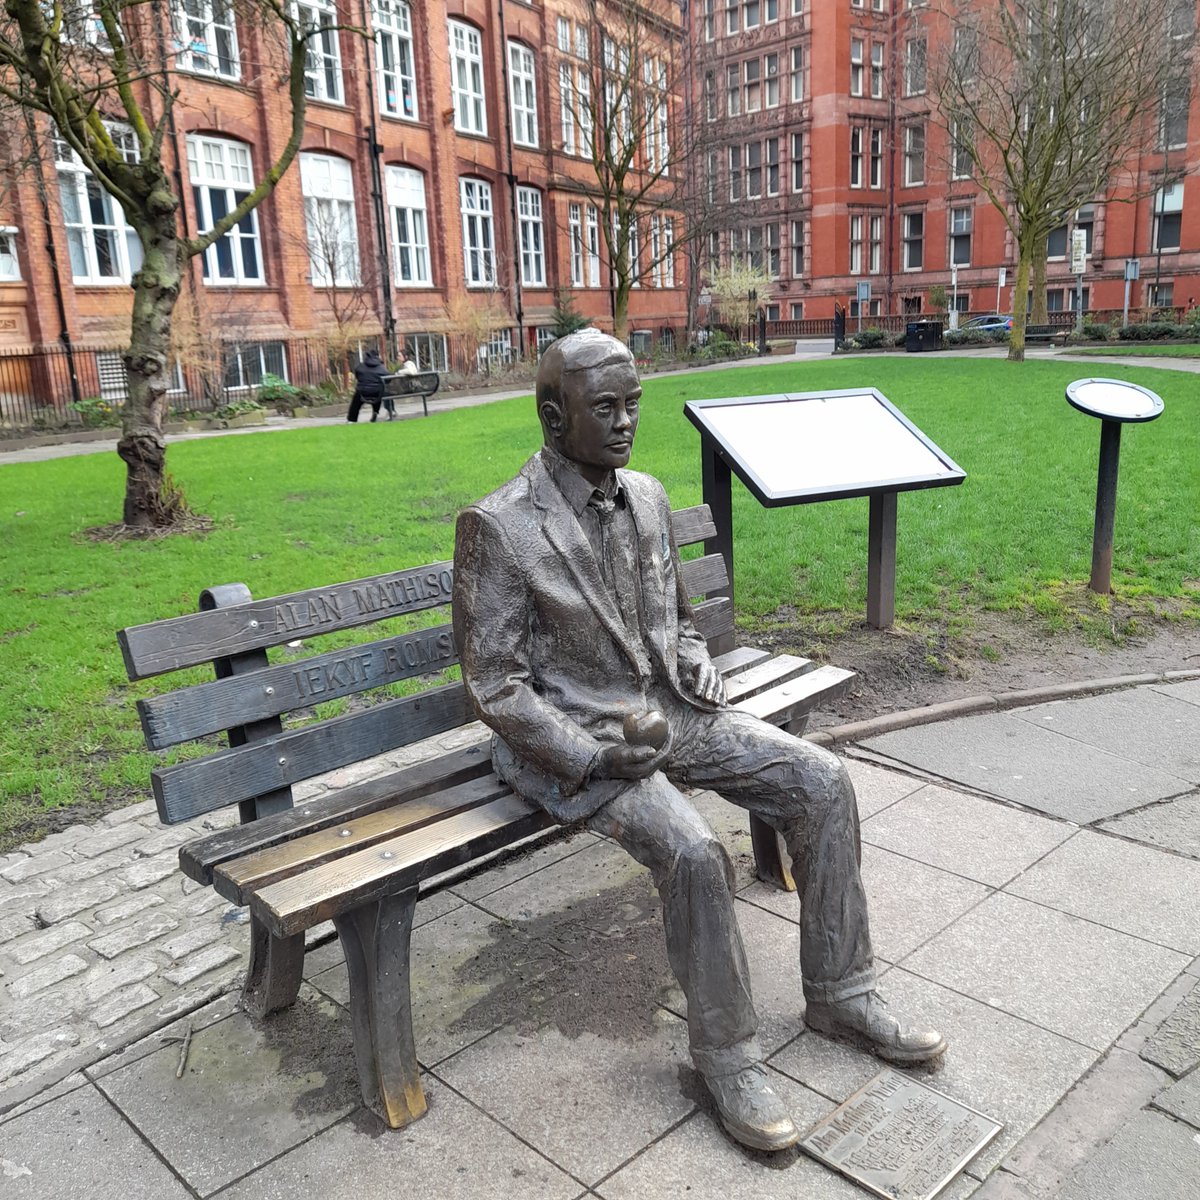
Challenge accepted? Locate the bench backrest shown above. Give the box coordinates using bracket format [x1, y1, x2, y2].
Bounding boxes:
[117, 505, 732, 828]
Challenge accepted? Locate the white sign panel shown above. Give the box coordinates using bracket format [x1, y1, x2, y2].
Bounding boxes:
[1071, 229, 1088, 275]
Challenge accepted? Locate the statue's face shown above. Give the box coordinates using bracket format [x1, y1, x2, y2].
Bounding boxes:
[555, 358, 642, 482]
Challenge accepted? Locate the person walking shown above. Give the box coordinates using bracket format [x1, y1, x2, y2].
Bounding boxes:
[347, 348, 390, 423]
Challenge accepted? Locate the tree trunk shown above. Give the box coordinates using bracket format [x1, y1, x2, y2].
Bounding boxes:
[1008, 246, 1032, 362]
[1031, 235, 1049, 325]
[118, 211, 184, 528]
[613, 284, 631, 343]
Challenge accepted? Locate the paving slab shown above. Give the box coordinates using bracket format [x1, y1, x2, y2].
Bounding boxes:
[861, 713, 1191, 824]
[1140, 981, 1200, 1077]
[861, 785, 1074, 887]
[93, 985, 360, 1196]
[0, 1082, 192, 1198]
[1100, 792, 1200, 859]
[771, 968, 1097, 1177]
[1152, 1066, 1200, 1130]
[845, 757, 928, 819]
[1152, 679, 1200, 708]
[433, 1012, 695, 1186]
[219, 1077, 580, 1200]
[900, 892, 1191, 1050]
[740, 843, 990, 965]
[1012, 690, 1200, 784]
[1006, 829, 1200, 954]
[1054, 1109, 1200, 1200]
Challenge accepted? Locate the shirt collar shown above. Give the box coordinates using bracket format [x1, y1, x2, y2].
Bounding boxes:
[540, 445, 622, 516]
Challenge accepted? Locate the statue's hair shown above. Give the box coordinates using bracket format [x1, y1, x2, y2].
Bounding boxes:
[536, 329, 634, 435]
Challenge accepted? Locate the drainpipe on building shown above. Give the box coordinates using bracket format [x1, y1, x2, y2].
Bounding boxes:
[24, 108, 81, 408]
[359, 0, 397, 359]
[496, 1, 526, 355]
[884, 7, 898, 315]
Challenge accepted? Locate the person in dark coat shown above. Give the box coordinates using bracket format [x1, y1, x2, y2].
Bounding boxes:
[347, 349, 390, 422]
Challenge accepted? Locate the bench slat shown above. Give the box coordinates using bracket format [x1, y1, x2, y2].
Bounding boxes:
[679, 553, 730, 599]
[214, 774, 511, 904]
[670, 505, 717, 548]
[180, 741, 493, 885]
[153, 683, 472, 825]
[711, 647, 772, 676]
[735, 665, 856, 726]
[251, 793, 553, 937]
[723, 654, 815, 705]
[691, 596, 734, 641]
[138, 624, 457, 749]
[117, 563, 454, 680]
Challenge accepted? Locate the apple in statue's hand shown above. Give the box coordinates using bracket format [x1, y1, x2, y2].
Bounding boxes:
[623, 710, 670, 750]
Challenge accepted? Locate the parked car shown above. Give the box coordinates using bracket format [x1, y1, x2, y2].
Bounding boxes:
[963, 314, 1014, 333]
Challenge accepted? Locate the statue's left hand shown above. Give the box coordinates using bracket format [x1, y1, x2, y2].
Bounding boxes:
[692, 662, 726, 706]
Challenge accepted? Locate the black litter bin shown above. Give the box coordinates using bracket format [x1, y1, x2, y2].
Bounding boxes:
[905, 320, 944, 352]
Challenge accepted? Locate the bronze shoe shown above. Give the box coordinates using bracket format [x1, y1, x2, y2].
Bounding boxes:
[703, 1063, 800, 1152]
[805, 991, 948, 1065]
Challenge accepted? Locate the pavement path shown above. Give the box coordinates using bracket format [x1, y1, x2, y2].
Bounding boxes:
[3, 678, 1200, 1198]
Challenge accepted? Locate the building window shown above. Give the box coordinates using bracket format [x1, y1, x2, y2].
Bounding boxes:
[953, 25, 978, 83]
[766, 137, 779, 195]
[903, 211, 924, 269]
[643, 57, 669, 171]
[375, 1, 417, 119]
[727, 65, 740, 117]
[1148, 281, 1174, 308]
[536, 327, 556, 357]
[449, 20, 486, 135]
[790, 301, 804, 319]
[300, 153, 359, 287]
[791, 132, 803, 191]
[297, 0, 342, 103]
[516, 186, 545, 286]
[459, 177, 495, 284]
[790, 46, 804, 102]
[703, 0, 715, 41]
[905, 37, 926, 96]
[1161, 79, 1190, 149]
[1153, 182, 1184, 251]
[175, 0, 239, 79]
[0, 227, 18, 281]
[744, 58, 761, 113]
[726, 0, 739, 36]
[650, 216, 663, 286]
[1046, 289, 1064, 312]
[952, 120, 973, 179]
[729, 145, 742, 201]
[586, 206, 601, 287]
[560, 64, 576, 152]
[850, 214, 864, 274]
[746, 141, 762, 198]
[663, 218, 675, 286]
[568, 202, 584, 287]
[950, 206, 972, 266]
[869, 128, 883, 188]
[385, 165, 430, 286]
[871, 43, 884, 98]
[869, 214, 883, 273]
[1169, 0, 1193, 41]
[509, 42, 538, 147]
[765, 54, 780, 108]
[1075, 205, 1095, 256]
[791, 219, 804, 276]
[187, 134, 261, 284]
[850, 38, 864, 96]
[765, 303, 779, 321]
[224, 341, 287, 390]
[1047, 224, 1068, 258]
[904, 123, 925, 185]
[745, 0, 761, 28]
[704, 72, 716, 121]
[850, 125, 863, 188]
[55, 128, 143, 285]
[407, 333, 448, 372]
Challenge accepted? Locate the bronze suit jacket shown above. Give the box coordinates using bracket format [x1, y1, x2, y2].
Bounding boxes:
[453, 451, 719, 821]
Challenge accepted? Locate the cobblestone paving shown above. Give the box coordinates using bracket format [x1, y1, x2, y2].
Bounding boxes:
[0, 723, 490, 1096]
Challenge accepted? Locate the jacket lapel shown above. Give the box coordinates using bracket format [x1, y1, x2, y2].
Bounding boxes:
[620, 471, 672, 673]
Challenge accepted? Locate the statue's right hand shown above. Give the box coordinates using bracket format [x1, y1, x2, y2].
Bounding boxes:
[595, 741, 667, 781]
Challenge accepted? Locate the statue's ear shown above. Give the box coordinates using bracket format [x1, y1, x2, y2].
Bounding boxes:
[540, 401, 564, 438]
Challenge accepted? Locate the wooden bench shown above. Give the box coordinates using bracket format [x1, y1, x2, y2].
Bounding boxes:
[115, 504, 853, 1130]
[385, 371, 441, 417]
[1024, 324, 1069, 346]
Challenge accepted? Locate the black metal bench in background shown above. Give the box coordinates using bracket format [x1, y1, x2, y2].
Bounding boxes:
[385, 371, 441, 417]
[115, 504, 854, 1130]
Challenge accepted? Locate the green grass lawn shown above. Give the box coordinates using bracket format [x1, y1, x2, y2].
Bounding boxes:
[1064, 344, 1200, 358]
[2, 356, 1198, 848]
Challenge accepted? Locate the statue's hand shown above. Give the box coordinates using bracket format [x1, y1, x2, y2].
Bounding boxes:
[595, 741, 670, 781]
[692, 662, 726, 706]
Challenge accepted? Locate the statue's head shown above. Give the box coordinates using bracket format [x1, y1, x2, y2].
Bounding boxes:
[536, 329, 641, 482]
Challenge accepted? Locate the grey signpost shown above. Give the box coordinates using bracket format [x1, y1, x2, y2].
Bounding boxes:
[686, 390, 966, 630]
[1066, 378, 1164, 595]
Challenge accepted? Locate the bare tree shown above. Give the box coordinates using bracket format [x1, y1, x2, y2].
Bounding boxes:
[929, 0, 1190, 359]
[0, 1, 314, 527]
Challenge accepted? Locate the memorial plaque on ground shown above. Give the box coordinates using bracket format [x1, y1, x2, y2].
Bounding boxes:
[800, 1069, 1002, 1200]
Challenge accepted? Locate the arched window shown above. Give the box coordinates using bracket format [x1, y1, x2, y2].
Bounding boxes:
[375, 1, 418, 120]
[186, 134, 262, 284]
[385, 167, 430, 285]
[459, 177, 495, 285]
[300, 153, 360, 287]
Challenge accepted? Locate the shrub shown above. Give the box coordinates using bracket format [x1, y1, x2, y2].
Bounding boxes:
[212, 397, 266, 422]
[1119, 321, 1182, 341]
[944, 329, 995, 346]
[1081, 321, 1112, 341]
[852, 328, 887, 349]
[71, 396, 122, 428]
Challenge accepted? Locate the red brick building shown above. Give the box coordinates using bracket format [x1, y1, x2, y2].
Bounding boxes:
[0, 1, 689, 415]
[691, 0, 1200, 323]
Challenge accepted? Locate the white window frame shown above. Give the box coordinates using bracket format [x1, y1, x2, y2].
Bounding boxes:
[224, 341, 288, 391]
[297, 0, 342, 104]
[1153, 182, 1184, 252]
[791, 132, 803, 192]
[568, 202, 584, 287]
[869, 127, 883, 188]
[905, 37, 926, 97]
[556, 16, 570, 52]
[560, 64, 576, 154]
[950, 205, 972, 267]
[850, 214, 864, 274]
[850, 38, 864, 97]
[175, 0, 240, 80]
[408, 333, 447, 372]
[869, 214, 883, 274]
[790, 46, 803, 102]
[459, 177, 495, 285]
[187, 134, 263, 285]
[903, 210, 924, 270]
[449, 20, 487, 136]
[300, 152, 360, 287]
[586, 206, 601, 287]
[904, 123, 925, 186]
[0, 227, 20, 281]
[509, 42, 539, 148]
[516, 186, 545, 287]
[850, 125, 863, 188]
[663, 218, 675, 287]
[871, 42, 884, 98]
[791, 219, 804, 276]
[385, 165, 430, 286]
[375, 1, 418, 121]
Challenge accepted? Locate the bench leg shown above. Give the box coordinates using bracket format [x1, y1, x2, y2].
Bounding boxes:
[243, 915, 305, 1018]
[334, 888, 427, 1129]
[750, 816, 797, 893]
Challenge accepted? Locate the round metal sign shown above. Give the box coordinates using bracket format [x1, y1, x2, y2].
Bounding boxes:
[1065, 378, 1164, 423]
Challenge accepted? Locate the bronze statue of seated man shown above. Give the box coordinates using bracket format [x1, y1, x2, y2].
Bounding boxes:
[452, 329, 946, 1151]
